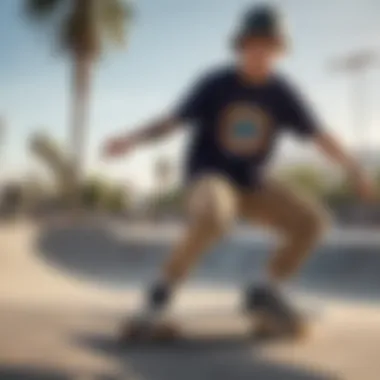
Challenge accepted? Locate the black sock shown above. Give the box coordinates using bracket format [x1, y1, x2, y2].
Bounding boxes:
[145, 280, 172, 315]
[244, 284, 257, 311]
[243, 283, 273, 311]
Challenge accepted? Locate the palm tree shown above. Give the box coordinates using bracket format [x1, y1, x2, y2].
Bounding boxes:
[25, 0, 132, 187]
[29, 132, 70, 187]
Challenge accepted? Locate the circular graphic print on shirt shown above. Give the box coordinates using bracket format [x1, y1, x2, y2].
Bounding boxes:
[218, 103, 272, 157]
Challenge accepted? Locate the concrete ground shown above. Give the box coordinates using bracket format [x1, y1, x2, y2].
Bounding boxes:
[1, 220, 380, 380]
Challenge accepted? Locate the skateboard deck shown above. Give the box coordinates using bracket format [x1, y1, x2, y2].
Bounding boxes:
[118, 312, 311, 345]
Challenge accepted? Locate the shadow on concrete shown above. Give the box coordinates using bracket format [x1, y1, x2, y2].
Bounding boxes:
[73, 332, 340, 380]
[0, 366, 118, 380]
[0, 304, 338, 380]
[0, 367, 67, 380]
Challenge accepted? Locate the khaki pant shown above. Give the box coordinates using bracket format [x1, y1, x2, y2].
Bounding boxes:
[163, 174, 329, 284]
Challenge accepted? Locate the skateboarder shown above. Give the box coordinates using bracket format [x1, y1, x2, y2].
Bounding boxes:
[103, 5, 375, 337]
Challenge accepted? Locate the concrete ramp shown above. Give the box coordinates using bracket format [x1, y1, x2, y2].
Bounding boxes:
[35, 222, 380, 302]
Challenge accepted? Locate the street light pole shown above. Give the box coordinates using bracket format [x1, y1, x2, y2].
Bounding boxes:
[0, 117, 4, 157]
[0, 117, 5, 194]
[329, 50, 378, 156]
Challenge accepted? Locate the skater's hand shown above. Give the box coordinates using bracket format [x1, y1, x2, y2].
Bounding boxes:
[313, 132, 377, 202]
[102, 135, 139, 159]
[351, 172, 377, 202]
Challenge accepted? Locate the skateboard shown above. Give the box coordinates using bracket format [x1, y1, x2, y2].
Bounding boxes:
[118, 312, 310, 344]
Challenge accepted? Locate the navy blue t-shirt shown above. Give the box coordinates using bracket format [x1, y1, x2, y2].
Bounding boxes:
[174, 67, 321, 188]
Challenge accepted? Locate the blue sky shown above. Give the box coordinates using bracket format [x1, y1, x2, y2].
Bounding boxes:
[0, 0, 379, 190]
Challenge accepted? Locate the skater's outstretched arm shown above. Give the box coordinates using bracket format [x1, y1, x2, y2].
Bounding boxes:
[102, 71, 218, 160]
[312, 131, 376, 201]
[102, 115, 181, 159]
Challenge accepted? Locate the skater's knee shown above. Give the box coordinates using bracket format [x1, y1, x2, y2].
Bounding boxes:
[303, 209, 329, 239]
[289, 207, 330, 241]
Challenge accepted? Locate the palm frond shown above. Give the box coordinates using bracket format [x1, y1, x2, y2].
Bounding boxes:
[25, 0, 62, 21]
[99, 0, 133, 47]
[61, 1, 100, 58]
[26, 0, 133, 56]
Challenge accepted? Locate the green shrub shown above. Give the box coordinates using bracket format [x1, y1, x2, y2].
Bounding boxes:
[103, 186, 126, 212]
[80, 178, 109, 210]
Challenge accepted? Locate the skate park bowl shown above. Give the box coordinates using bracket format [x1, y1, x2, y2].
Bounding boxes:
[35, 221, 380, 303]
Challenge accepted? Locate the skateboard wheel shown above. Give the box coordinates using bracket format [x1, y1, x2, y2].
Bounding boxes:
[287, 319, 310, 340]
[151, 322, 180, 341]
[119, 319, 180, 343]
[119, 319, 147, 341]
[253, 314, 309, 341]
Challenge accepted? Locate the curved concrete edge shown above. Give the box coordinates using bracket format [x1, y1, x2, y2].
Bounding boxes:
[107, 221, 380, 245]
